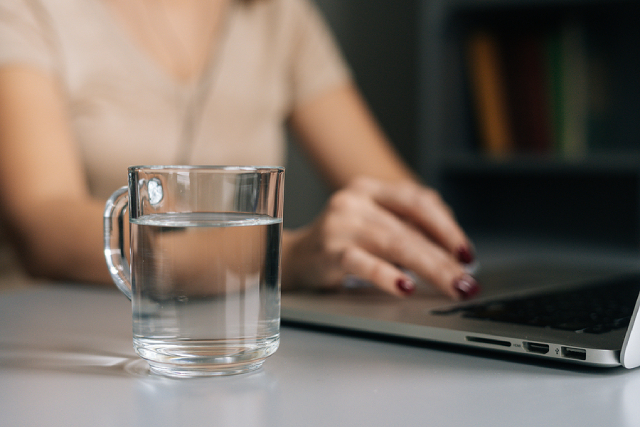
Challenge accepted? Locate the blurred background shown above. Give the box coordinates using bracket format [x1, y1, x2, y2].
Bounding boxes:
[3, 0, 640, 288]
[287, 0, 640, 267]
[285, 0, 419, 228]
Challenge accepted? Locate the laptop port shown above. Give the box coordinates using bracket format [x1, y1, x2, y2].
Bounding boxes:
[523, 342, 549, 355]
[466, 336, 511, 347]
[562, 347, 587, 360]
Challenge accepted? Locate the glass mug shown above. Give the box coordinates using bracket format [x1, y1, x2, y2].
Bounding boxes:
[104, 165, 284, 377]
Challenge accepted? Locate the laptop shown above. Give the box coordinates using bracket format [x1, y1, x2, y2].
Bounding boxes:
[281, 247, 640, 369]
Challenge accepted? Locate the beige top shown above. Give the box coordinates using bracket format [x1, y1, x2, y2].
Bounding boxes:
[0, 0, 351, 198]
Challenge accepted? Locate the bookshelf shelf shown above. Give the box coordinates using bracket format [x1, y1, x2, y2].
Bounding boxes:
[441, 153, 640, 173]
[417, 0, 640, 248]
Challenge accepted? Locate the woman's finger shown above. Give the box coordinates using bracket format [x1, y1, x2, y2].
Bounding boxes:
[356, 202, 480, 300]
[353, 177, 475, 265]
[340, 245, 416, 296]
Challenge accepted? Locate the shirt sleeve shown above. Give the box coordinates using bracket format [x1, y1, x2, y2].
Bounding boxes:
[287, 0, 353, 109]
[0, 0, 58, 72]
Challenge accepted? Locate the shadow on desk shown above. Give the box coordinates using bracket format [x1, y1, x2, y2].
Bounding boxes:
[0, 341, 149, 378]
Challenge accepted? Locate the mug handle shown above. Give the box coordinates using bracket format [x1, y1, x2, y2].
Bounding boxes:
[103, 186, 133, 300]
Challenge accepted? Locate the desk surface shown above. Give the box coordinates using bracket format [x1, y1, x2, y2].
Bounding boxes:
[2, 284, 640, 427]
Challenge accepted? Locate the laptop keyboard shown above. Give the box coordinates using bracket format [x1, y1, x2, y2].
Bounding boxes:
[433, 275, 640, 334]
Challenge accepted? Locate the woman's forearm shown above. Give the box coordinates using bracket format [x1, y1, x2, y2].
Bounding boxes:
[7, 198, 112, 285]
[289, 83, 417, 189]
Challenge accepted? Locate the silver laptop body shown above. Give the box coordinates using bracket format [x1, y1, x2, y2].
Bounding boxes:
[282, 262, 640, 369]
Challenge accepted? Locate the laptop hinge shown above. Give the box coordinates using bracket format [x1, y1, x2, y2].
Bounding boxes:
[621, 292, 640, 368]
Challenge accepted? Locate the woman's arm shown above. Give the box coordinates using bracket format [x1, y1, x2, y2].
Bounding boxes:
[283, 83, 479, 299]
[288, 83, 415, 188]
[0, 65, 478, 299]
[0, 66, 110, 284]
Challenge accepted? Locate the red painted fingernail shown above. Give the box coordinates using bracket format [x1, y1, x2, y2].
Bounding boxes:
[396, 278, 416, 295]
[457, 245, 475, 265]
[453, 274, 480, 299]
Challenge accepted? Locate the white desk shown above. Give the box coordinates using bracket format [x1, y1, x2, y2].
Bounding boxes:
[1, 284, 640, 427]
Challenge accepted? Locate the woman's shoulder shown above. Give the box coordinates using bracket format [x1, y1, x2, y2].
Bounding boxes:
[0, 0, 92, 31]
[0, 0, 99, 69]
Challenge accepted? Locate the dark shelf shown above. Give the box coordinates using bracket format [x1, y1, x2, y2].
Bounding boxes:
[417, 0, 640, 249]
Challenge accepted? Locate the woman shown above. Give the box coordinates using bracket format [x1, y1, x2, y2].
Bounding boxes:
[0, 0, 479, 299]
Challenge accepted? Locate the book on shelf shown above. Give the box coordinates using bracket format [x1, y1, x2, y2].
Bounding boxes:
[556, 20, 589, 159]
[503, 30, 554, 155]
[465, 19, 607, 160]
[466, 29, 515, 157]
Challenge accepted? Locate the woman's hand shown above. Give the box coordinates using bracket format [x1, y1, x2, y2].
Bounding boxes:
[282, 176, 480, 300]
